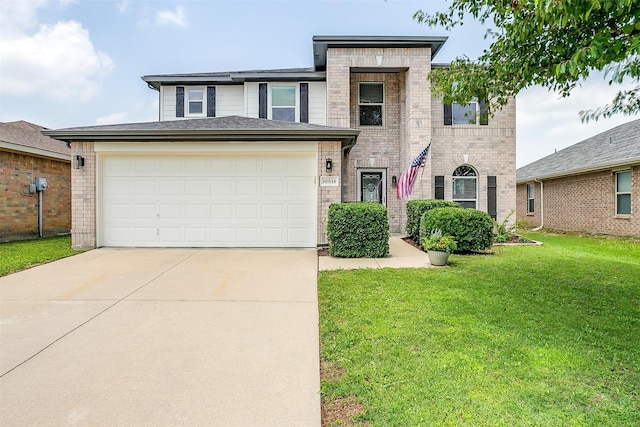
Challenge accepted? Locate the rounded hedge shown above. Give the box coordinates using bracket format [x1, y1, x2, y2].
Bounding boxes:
[327, 202, 389, 258]
[405, 200, 461, 242]
[419, 207, 494, 253]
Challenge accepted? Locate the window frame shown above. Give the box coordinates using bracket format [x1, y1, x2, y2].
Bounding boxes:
[269, 84, 298, 122]
[527, 183, 535, 214]
[452, 165, 478, 209]
[186, 87, 206, 117]
[358, 82, 384, 126]
[615, 170, 632, 215]
[445, 99, 488, 125]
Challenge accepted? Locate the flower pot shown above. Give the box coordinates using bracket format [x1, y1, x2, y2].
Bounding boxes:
[428, 250, 450, 266]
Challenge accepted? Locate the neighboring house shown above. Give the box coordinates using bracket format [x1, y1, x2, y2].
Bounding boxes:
[1, 121, 71, 242]
[516, 119, 640, 237]
[45, 35, 516, 250]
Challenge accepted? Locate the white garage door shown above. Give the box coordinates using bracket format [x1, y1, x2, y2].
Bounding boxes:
[100, 153, 317, 247]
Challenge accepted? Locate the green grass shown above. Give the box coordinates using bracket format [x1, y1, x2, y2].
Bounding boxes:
[0, 235, 78, 277]
[319, 232, 640, 426]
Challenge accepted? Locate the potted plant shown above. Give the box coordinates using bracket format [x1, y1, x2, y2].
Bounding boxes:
[422, 230, 457, 266]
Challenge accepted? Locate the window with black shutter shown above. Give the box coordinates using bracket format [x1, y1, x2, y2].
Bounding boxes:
[176, 87, 184, 117]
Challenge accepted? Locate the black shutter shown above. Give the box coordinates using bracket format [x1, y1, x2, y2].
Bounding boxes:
[300, 83, 309, 123]
[444, 104, 452, 125]
[479, 100, 488, 125]
[176, 86, 184, 118]
[207, 86, 216, 117]
[259, 83, 268, 119]
[435, 176, 445, 199]
[488, 176, 497, 220]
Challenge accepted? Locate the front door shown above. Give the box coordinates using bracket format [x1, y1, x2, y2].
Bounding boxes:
[359, 170, 385, 204]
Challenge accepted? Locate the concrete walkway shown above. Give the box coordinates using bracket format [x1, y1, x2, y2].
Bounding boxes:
[319, 236, 431, 270]
[0, 248, 320, 426]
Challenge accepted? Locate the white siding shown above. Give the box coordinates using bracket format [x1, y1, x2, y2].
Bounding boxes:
[161, 86, 177, 121]
[308, 81, 327, 125]
[216, 85, 244, 117]
[245, 82, 260, 118]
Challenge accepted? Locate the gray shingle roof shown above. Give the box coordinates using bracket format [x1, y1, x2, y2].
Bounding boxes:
[516, 119, 640, 182]
[142, 67, 325, 89]
[43, 116, 360, 146]
[0, 120, 70, 156]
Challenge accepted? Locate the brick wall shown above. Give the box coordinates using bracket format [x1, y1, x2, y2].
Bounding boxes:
[430, 97, 517, 224]
[516, 165, 640, 237]
[515, 181, 541, 227]
[318, 140, 342, 244]
[0, 150, 71, 242]
[326, 46, 432, 233]
[70, 142, 96, 249]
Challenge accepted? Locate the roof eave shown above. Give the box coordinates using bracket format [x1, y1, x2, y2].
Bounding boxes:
[142, 71, 327, 88]
[312, 35, 449, 70]
[43, 128, 360, 145]
[516, 157, 640, 183]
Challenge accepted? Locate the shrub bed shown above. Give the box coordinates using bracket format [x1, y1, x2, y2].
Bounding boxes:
[327, 202, 389, 258]
[406, 200, 460, 242]
[420, 207, 494, 253]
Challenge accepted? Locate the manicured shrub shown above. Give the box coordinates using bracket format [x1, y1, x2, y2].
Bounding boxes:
[419, 207, 494, 253]
[406, 200, 460, 242]
[327, 202, 389, 258]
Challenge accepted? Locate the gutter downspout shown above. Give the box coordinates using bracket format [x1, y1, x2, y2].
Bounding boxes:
[532, 178, 544, 231]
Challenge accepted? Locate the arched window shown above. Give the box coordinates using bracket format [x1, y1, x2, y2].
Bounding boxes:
[452, 165, 477, 209]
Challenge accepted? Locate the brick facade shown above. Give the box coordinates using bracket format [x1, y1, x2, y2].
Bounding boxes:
[327, 46, 516, 233]
[70, 142, 97, 249]
[516, 165, 640, 237]
[0, 151, 71, 242]
[318, 140, 342, 244]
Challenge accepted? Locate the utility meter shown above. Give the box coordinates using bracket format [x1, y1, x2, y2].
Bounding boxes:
[35, 177, 48, 191]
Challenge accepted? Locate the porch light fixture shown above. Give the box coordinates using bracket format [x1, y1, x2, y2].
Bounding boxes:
[74, 155, 85, 170]
[325, 158, 333, 173]
[392, 175, 397, 188]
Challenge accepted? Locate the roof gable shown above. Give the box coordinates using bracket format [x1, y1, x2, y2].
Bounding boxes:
[0, 120, 70, 158]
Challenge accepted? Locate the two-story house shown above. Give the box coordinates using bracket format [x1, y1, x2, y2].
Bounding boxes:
[46, 35, 516, 250]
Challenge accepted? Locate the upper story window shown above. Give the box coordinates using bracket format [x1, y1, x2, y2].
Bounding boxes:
[616, 170, 632, 215]
[527, 183, 535, 213]
[271, 86, 296, 122]
[452, 165, 478, 209]
[187, 88, 204, 116]
[444, 100, 488, 125]
[359, 82, 383, 126]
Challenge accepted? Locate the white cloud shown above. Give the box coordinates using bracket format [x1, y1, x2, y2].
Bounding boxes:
[95, 112, 128, 125]
[516, 76, 639, 167]
[0, 9, 113, 101]
[155, 5, 188, 27]
[0, 0, 48, 35]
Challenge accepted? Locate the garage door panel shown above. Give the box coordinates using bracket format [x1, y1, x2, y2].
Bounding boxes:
[133, 158, 157, 175]
[159, 180, 183, 196]
[211, 180, 233, 196]
[133, 180, 157, 196]
[159, 204, 182, 219]
[185, 180, 209, 196]
[134, 204, 156, 218]
[185, 204, 209, 219]
[104, 178, 133, 196]
[236, 204, 258, 219]
[263, 205, 285, 220]
[236, 180, 258, 196]
[102, 153, 317, 247]
[211, 204, 233, 219]
[134, 228, 157, 243]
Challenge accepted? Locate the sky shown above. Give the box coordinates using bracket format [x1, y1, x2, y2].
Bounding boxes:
[0, 0, 637, 168]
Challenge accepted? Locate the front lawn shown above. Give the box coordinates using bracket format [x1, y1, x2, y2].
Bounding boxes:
[0, 235, 78, 277]
[319, 232, 640, 425]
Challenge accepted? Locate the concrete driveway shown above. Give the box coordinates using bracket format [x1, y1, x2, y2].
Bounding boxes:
[0, 248, 320, 426]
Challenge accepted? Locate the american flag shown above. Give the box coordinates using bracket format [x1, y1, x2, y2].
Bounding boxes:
[397, 144, 431, 200]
